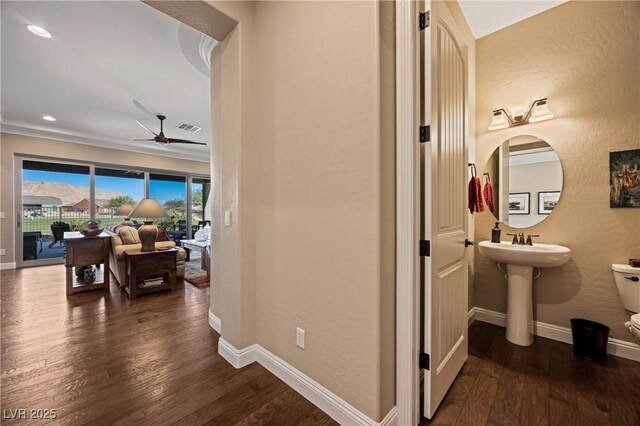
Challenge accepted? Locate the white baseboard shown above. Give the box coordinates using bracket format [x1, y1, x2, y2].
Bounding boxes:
[208, 310, 221, 333]
[218, 338, 397, 426]
[469, 306, 640, 362]
[218, 338, 258, 368]
[0, 262, 16, 270]
[467, 306, 477, 326]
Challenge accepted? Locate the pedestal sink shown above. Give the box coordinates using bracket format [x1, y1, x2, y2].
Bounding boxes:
[478, 241, 571, 346]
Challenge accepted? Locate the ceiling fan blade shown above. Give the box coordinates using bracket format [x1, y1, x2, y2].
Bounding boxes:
[133, 99, 157, 118]
[134, 138, 155, 141]
[167, 138, 207, 146]
[136, 119, 158, 136]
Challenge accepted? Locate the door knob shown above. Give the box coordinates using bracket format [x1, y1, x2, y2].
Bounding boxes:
[465, 239, 475, 247]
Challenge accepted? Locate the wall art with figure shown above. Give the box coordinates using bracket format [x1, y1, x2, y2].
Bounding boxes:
[610, 149, 640, 208]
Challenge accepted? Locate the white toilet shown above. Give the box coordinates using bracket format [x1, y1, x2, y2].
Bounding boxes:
[612, 263, 640, 344]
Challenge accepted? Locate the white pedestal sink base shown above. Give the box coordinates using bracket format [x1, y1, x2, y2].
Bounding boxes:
[505, 264, 534, 346]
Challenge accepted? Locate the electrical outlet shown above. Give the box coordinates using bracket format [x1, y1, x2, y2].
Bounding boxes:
[296, 327, 305, 349]
[0, 249, 5, 256]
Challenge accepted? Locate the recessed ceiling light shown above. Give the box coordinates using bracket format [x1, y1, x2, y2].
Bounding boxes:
[42, 115, 56, 122]
[27, 25, 52, 39]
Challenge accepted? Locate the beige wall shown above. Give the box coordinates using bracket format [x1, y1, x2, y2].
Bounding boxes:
[0, 133, 210, 265]
[474, 1, 640, 341]
[206, 0, 395, 421]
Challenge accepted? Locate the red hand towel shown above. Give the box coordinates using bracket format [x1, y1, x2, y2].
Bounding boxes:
[468, 176, 485, 214]
[483, 182, 495, 213]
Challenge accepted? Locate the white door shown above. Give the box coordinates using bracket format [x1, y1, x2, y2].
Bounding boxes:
[422, 0, 470, 418]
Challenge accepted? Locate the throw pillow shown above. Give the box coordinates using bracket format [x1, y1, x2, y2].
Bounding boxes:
[156, 227, 170, 242]
[118, 226, 141, 245]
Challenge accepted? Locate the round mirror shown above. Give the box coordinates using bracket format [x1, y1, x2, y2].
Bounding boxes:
[484, 135, 563, 228]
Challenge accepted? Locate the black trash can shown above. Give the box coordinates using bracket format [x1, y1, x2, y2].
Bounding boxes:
[570, 318, 609, 362]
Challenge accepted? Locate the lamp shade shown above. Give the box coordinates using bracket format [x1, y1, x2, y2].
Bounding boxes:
[488, 110, 509, 131]
[116, 203, 134, 216]
[528, 99, 554, 123]
[129, 198, 168, 219]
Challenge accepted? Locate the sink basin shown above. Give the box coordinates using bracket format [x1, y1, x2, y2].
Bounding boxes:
[478, 240, 571, 346]
[478, 241, 571, 268]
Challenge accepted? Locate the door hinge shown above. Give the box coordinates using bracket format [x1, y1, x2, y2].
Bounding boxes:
[420, 352, 430, 370]
[419, 240, 430, 257]
[419, 11, 430, 31]
[420, 125, 430, 143]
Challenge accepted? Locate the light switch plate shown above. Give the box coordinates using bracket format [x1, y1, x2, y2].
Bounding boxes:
[0, 249, 5, 256]
[0, 212, 5, 219]
[224, 211, 232, 227]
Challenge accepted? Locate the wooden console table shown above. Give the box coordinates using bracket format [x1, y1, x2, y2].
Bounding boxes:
[64, 231, 110, 296]
[124, 248, 177, 299]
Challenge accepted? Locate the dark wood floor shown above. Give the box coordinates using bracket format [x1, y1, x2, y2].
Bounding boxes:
[426, 321, 640, 426]
[1, 265, 337, 425]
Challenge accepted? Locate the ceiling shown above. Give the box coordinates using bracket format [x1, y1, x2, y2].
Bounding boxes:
[459, 1, 568, 39]
[1, 1, 568, 162]
[1, 1, 216, 162]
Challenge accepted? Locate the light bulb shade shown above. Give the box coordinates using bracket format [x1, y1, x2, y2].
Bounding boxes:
[528, 100, 554, 123]
[488, 110, 509, 131]
[116, 203, 134, 216]
[129, 198, 168, 219]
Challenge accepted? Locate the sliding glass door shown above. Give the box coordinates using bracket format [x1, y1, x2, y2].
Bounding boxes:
[19, 159, 90, 265]
[16, 157, 210, 267]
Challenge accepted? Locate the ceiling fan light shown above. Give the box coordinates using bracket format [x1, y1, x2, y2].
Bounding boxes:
[488, 110, 509, 131]
[529, 99, 554, 123]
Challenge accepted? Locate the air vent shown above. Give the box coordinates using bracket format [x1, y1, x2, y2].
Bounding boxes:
[176, 123, 202, 133]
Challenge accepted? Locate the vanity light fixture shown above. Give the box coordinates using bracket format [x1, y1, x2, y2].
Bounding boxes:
[27, 25, 52, 39]
[488, 98, 554, 131]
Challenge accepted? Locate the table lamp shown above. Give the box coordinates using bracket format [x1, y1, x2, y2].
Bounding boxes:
[116, 204, 134, 226]
[129, 198, 168, 251]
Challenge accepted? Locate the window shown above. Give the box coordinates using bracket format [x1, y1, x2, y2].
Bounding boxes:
[191, 177, 211, 224]
[95, 168, 145, 226]
[150, 173, 187, 234]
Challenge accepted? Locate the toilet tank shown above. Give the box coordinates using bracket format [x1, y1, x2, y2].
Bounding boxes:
[612, 264, 640, 313]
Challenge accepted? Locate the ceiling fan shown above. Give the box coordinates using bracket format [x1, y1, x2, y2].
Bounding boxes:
[135, 115, 206, 146]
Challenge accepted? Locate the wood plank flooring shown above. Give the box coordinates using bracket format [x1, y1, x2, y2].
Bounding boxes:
[1, 265, 338, 425]
[425, 321, 640, 426]
[3, 265, 640, 425]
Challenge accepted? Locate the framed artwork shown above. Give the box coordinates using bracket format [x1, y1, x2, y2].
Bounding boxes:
[508, 192, 530, 215]
[610, 149, 640, 208]
[538, 191, 560, 214]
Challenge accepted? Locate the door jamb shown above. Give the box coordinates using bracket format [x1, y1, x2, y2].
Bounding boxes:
[395, 0, 420, 424]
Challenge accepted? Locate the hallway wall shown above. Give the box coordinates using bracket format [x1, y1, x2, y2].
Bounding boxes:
[205, 0, 395, 421]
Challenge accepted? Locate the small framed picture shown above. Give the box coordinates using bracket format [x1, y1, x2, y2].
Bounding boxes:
[538, 191, 560, 214]
[509, 192, 530, 215]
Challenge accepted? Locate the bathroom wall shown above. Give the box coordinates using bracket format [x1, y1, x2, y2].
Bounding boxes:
[474, 1, 640, 342]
